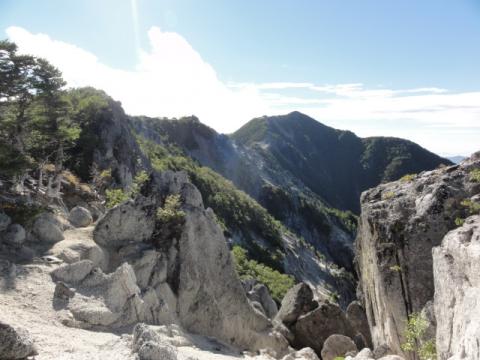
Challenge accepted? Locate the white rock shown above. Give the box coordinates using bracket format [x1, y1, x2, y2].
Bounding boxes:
[433, 215, 480, 360]
[282, 347, 320, 360]
[51, 260, 94, 284]
[0, 321, 38, 359]
[93, 199, 155, 248]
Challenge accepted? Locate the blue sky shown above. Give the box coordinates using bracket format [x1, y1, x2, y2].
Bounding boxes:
[1, 0, 480, 156]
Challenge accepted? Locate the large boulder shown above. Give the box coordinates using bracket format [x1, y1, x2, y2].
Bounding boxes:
[48, 227, 108, 270]
[93, 198, 156, 248]
[282, 347, 320, 360]
[433, 214, 480, 360]
[132, 324, 178, 360]
[32, 212, 64, 243]
[0, 321, 38, 359]
[355, 155, 480, 357]
[50, 259, 94, 284]
[347, 347, 374, 359]
[64, 171, 289, 355]
[247, 283, 278, 319]
[275, 282, 317, 326]
[68, 206, 93, 228]
[2, 224, 26, 247]
[293, 301, 354, 354]
[346, 301, 372, 349]
[321, 334, 357, 360]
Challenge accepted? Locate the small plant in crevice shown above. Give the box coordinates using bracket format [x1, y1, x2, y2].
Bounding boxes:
[156, 194, 185, 224]
[382, 191, 396, 200]
[461, 199, 480, 216]
[328, 291, 340, 304]
[390, 265, 402, 273]
[469, 168, 480, 182]
[152, 194, 186, 250]
[105, 170, 149, 208]
[401, 313, 437, 360]
[400, 173, 416, 182]
[454, 217, 465, 227]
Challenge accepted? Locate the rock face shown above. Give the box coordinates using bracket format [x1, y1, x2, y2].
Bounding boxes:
[355, 154, 480, 357]
[321, 334, 357, 360]
[0, 321, 38, 359]
[433, 214, 480, 360]
[68, 206, 93, 228]
[53, 171, 288, 356]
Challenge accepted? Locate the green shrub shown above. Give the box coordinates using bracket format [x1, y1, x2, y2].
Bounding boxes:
[156, 194, 185, 223]
[400, 173, 416, 182]
[1, 202, 46, 227]
[470, 168, 480, 182]
[455, 217, 465, 227]
[136, 136, 286, 267]
[383, 191, 395, 200]
[333, 357, 345, 360]
[105, 188, 129, 208]
[461, 199, 480, 215]
[105, 170, 150, 208]
[401, 313, 437, 360]
[231, 245, 294, 302]
[390, 265, 402, 272]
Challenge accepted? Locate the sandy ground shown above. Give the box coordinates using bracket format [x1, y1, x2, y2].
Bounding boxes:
[0, 258, 272, 360]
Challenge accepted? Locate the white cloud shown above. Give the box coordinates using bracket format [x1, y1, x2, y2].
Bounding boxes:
[6, 26, 480, 156]
[6, 26, 268, 133]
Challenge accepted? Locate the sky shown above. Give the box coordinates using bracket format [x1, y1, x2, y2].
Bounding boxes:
[1, 0, 479, 156]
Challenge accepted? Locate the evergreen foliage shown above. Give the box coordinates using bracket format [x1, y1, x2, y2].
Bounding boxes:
[231, 245, 294, 302]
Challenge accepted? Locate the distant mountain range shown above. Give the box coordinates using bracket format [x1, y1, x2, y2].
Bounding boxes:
[447, 155, 467, 164]
[131, 110, 451, 271]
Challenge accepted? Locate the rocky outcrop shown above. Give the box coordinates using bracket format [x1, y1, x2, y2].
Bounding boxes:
[321, 334, 357, 360]
[52, 171, 288, 356]
[356, 154, 480, 357]
[0, 321, 38, 359]
[433, 214, 480, 360]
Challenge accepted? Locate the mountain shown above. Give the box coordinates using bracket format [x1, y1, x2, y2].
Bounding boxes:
[130, 112, 450, 274]
[231, 111, 452, 213]
[356, 152, 480, 359]
[447, 155, 467, 164]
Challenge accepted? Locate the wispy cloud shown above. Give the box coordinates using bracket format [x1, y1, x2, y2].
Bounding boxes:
[6, 26, 479, 156]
